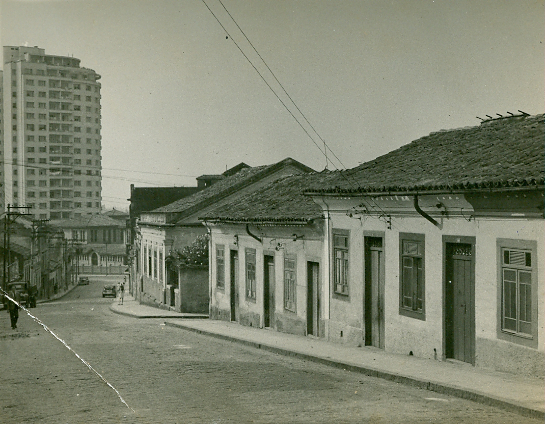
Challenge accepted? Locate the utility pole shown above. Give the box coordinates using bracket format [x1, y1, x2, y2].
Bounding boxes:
[2, 205, 32, 293]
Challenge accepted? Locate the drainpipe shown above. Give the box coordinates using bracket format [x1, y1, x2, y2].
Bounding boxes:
[245, 224, 262, 243]
[413, 195, 442, 229]
[321, 196, 332, 340]
[203, 222, 213, 317]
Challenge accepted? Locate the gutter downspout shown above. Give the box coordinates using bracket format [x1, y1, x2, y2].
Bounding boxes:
[246, 224, 262, 243]
[321, 196, 332, 341]
[203, 221, 213, 317]
[414, 195, 442, 229]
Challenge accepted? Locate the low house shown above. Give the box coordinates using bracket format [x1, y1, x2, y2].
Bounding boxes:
[304, 113, 544, 377]
[202, 113, 543, 378]
[135, 158, 314, 312]
[202, 172, 336, 335]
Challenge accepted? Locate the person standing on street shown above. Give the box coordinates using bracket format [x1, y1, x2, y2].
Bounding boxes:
[119, 281, 125, 305]
[7, 289, 21, 329]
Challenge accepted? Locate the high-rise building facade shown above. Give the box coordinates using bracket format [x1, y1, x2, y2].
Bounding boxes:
[1, 46, 102, 219]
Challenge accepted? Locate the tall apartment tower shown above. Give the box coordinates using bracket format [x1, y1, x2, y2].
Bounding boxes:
[1, 46, 102, 219]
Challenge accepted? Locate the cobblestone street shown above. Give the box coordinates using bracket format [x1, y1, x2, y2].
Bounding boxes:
[0, 277, 540, 423]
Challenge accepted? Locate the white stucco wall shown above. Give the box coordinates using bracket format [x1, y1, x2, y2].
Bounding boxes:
[209, 223, 325, 335]
[326, 208, 543, 376]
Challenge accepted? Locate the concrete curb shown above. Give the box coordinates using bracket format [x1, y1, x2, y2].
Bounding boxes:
[109, 304, 208, 320]
[37, 282, 79, 304]
[165, 321, 544, 420]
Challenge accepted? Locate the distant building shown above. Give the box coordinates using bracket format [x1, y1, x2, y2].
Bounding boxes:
[135, 158, 314, 312]
[1, 45, 102, 219]
[51, 214, 128, 275]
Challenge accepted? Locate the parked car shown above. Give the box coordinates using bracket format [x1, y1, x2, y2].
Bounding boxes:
[102, 285, 117, 298]
[3, 282, 36, 308]
[78, 277, 90, 285]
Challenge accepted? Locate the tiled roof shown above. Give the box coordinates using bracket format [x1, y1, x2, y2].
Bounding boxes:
[308, 114, 544, 194]
[201, 172, 338, 224]
[151, 158, 315, 217]
[50, 214, 125, 228]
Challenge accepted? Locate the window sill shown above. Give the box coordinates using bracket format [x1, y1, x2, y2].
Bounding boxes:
[498, 329, 537, 348]
[399, 308, 425, 321]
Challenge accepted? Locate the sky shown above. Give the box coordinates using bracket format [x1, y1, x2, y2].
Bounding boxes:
[1, 0, 543, 210]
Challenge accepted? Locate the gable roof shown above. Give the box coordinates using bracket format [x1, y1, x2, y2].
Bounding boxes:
[308, 113, 544, 195]
[201, 172, 337, 225]
[150, 158, 315, 220]
[50, 214, 125, 228]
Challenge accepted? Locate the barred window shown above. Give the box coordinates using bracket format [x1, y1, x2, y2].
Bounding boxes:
[333, 230, 349, 295]
[284, 257, 296, 312]
[501, 248, 532, 336]
[245, 248, 256, 300]
[216, 245, 225, 289]
[399, 234, 425, 318]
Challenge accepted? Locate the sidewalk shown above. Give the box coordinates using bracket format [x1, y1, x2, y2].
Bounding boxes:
[111, 297, 544, 419]
[110, 295, 208, 319]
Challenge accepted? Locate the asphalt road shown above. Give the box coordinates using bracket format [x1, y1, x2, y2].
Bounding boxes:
[0, 276, 539, 424]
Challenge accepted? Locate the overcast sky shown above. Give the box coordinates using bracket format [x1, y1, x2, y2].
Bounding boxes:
[1, 0, 543, 210]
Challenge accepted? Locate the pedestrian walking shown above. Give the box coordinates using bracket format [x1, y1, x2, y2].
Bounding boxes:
[119, 282, 125, 305]
[7, 289, 21, 329]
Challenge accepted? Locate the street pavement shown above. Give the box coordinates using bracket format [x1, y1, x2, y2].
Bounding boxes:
[112, 295, 545, 419]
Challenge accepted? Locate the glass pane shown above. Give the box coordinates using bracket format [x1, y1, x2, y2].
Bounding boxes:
[519, 270, 531, 284]
[503, 281, 516, 319]
[403, 241, 418, 255]
[503, 250, 510, 265]
[525, 252, 531, 267]
[503, 269, 516, 282]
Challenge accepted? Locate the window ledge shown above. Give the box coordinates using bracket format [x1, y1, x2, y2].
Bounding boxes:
[399, 308, 425, 321]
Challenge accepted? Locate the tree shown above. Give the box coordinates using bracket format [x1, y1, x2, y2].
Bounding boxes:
[166, 234, 209, 270]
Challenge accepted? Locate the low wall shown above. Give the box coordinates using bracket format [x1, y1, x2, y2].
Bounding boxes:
[178, 267, 209, 313]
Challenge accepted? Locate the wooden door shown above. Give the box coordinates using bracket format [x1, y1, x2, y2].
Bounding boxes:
[230, 250, 238, 322]
[445, 243, 474, 364]
[263, 255, 275, 328]
[365, 237, 385, 348]
[307, 262, 320, 336]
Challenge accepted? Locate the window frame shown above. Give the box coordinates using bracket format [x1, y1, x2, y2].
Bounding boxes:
[283, 256, 297, 312]
[245, 248, 256, 301]
[496, 238, 538, 348]
[399, 233, 425, 320]
[332, 229, 350, 297]
[216, 244, 225, 290]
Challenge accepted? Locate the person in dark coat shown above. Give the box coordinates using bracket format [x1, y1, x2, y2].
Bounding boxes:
[7, 289, 21, 329]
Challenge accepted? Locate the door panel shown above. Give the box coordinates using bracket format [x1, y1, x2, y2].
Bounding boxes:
[445, 243, 474, 364]
[230, 250, 238, 322]
[365, 237, 384, 348]
[307, 262, 320, 336]
[264, 256, 275, 328]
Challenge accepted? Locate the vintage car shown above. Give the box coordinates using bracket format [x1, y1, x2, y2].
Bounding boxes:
[78, 277, 90, 285]
[3, 282, 37, 308]
[102, 285, 117, 298]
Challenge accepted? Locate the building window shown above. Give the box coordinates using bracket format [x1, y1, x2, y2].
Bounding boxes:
[333, 229, 349, 296]
[216, 245, 225, 289]
[245, 248, 256, 300]
[284, 257, 296, 312]
[399, 233, 425, 320]
[498, 239, 537, 348]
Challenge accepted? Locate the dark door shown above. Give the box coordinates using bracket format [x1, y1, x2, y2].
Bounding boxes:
[445, 243, 474, 364]
[307, 262, 320, 336]
[230, 250, 239, 322]
[364, 237, 385, 348]
[263, 255, 275, 328]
